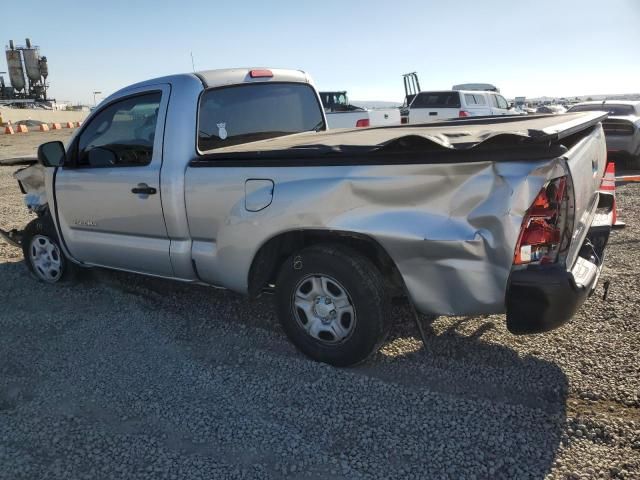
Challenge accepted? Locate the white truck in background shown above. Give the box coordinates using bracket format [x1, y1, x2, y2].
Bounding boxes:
[407, 88, 513, 124]
[319, 91, 400, 128]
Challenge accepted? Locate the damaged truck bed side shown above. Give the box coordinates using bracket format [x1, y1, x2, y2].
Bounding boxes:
[2, 68, 612, 366]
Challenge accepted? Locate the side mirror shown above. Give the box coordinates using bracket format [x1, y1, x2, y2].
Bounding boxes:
[37, 141, 66, 167]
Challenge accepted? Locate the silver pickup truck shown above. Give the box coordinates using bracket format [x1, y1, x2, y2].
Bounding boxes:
[1, 68, 613, 366]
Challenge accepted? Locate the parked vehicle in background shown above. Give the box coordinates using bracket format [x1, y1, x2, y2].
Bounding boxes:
[452, 83, 500, 92]
[1, 68, 614, 367]
[536, 105, 567, 114]
[568, 101, 640, 169]
[406, 89, 512, 123]
[320, 91, 400, 128]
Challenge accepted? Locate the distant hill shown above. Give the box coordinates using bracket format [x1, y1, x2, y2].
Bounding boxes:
[350, 100, 402, 109]
[519, 93, 640, 103]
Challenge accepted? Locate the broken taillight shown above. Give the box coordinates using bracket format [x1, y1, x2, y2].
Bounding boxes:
[514, 176, 568, 265]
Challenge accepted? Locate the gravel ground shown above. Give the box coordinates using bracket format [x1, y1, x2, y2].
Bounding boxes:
[0, 133, 639, 479]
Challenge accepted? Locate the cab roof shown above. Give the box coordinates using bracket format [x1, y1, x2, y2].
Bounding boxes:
[195, 68, 312, 89]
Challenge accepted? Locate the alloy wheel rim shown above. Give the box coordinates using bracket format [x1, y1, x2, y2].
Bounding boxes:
[292, 274, 356, 344]
[29, 235, 62, 283]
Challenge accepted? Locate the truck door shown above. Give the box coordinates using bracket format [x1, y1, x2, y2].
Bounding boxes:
[489, 93, 511, 115]
[53, 85, 173, 276]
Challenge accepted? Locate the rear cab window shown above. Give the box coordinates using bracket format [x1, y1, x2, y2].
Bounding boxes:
[198, 82, 325, 152]
[410, 91, 461, 109]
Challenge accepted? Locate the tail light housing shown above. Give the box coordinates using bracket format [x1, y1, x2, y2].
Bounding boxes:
[355, 118, 370, 128]
[459, 110, 470, 118]
[401, 117, 409, 124]
[514, 176, 568, 265]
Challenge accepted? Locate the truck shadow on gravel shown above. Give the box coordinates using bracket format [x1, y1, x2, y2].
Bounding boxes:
[91, 267, 570, 478]
[0, 262, 568, 479]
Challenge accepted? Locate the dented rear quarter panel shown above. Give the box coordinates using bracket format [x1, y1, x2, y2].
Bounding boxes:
[185, 154, 569, 316]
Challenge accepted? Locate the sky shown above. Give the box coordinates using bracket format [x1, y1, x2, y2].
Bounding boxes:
[2, 0, 639, 104]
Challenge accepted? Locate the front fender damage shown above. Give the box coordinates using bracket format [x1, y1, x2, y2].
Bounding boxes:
[0, 163, 48, 248]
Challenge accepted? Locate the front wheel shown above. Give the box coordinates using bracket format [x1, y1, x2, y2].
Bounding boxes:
[22, 215, 77, 283]
[275, 245, 391, 367]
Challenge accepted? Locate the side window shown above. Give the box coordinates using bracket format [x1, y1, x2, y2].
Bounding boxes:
[77, 92, 161, 168]
[489, 94, 500, 108]
[464, 94, 477, 105]
[474, 94, 487, 105]
[496, 95, 509, 109]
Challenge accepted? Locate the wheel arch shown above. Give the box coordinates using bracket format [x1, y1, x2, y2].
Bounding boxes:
[247, 229, 406, 298]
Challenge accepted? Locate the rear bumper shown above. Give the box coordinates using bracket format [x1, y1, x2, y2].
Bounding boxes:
[606, 134, 640, 156]
[505, 220, 611, 334]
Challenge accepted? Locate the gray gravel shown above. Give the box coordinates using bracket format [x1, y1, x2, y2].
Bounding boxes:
[0, 151, 639, 479]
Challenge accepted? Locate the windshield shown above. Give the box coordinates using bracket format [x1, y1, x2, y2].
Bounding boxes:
[568, 104, 636, 116]
[198, 82, 325, 151]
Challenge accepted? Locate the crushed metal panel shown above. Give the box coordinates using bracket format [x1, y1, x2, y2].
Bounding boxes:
[13, 163, 47, 210]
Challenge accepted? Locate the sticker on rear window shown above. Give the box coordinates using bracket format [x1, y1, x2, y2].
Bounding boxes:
[217, 122, 228, 140]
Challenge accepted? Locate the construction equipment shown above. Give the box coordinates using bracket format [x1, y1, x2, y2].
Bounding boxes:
[2, 38, 49, 102]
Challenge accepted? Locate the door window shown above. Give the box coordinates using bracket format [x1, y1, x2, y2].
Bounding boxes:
[489, 94, 500, 108]
[496, 95, 509, 109]
[76, 92, 162, 168]
[464, 94, 487, 106]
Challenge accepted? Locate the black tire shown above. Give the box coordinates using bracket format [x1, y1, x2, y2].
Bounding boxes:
[22, 214, 78, 283]
[275, 244, 391, 367]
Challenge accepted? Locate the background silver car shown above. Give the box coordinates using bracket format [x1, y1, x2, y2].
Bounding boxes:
[568, 100, 640, 169]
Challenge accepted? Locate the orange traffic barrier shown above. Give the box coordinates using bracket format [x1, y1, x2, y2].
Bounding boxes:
[617, 175, 640, 184]
[15, 124, 28, 133]
[601, 162, 625, 229]
[64, 122, 74, 128]
[39, 124, 50, 132]
[51, 123, 62, 130]
[4, 125, 14, 134]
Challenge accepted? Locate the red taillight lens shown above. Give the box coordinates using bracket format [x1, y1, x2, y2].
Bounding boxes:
[514, 177, 567, 265]
[459, 110, 470, 117]
[249, 69, 273, 78]
[355, 118, 370, 128]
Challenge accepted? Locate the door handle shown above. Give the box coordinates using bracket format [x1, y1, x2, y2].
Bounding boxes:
[131, 183, 157, 195]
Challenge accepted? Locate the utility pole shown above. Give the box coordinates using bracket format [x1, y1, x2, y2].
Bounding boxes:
[93, 91, 102, 107]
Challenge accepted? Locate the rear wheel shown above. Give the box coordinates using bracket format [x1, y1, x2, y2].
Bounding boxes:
[275, 245, 391, 367]
[22, 215, 78, 283]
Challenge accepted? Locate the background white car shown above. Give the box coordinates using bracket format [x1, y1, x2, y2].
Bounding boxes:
[406, 89, 512, 123]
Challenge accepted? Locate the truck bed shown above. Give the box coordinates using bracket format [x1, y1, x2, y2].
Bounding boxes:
[193, 112, 607, 165]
